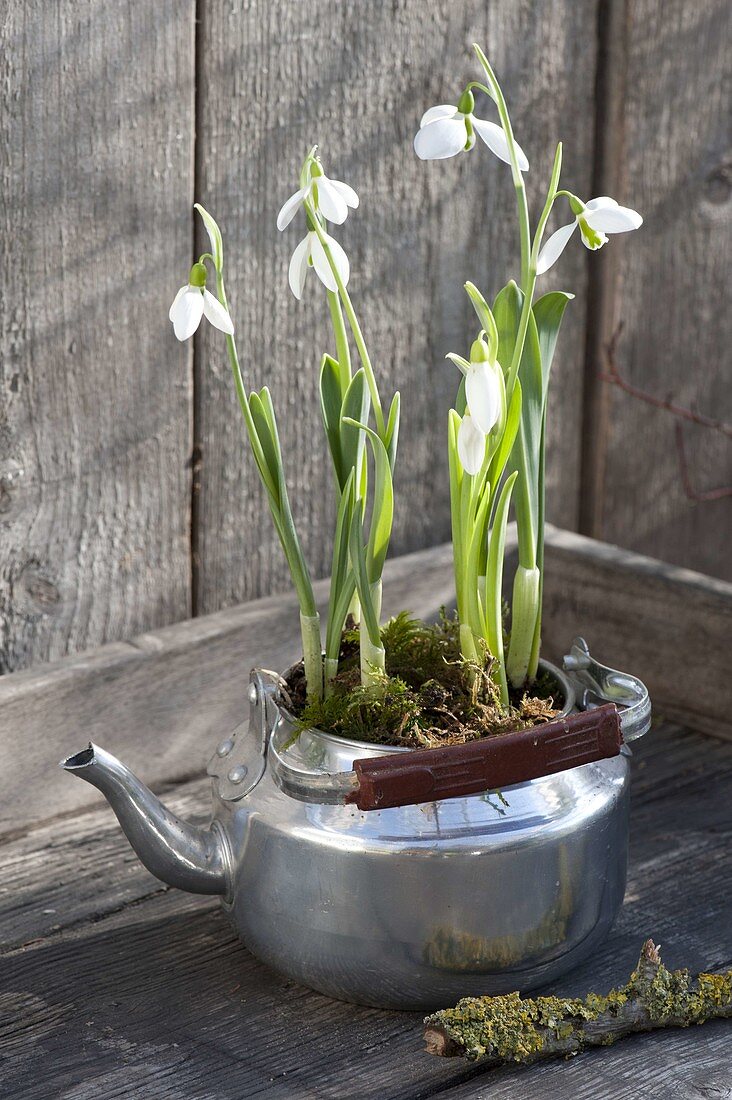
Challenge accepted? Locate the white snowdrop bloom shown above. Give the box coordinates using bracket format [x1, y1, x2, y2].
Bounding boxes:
[465, 358, 502, 435]
[414, 91, 529, 170]
[457, 412, 487, 475]
[169, 264, 234, 342]
[537, 196, 643, 275]
[288, 230, 350, 300]
[277, 167, 359, 230]
[447, 336, 503, 436]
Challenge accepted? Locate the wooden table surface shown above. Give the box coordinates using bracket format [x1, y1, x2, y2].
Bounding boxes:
[1, 537, 731, 1098]
[1, 720, 730, 1098]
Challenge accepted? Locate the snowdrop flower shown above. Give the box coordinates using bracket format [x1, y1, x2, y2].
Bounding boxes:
[537, 195, 643, 275]
[288, 230, 350, 300]
[169, 263, 234, 342]
[277, 160, 359, 230]
[457, 412, 487, 475]
[414, 89, 529, 170]
[447, 335, 503, 435]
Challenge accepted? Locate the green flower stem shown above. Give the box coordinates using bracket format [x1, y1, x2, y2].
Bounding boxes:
[459, 621, 479, 664]
[213, 267, 322, 696]
[506, 564, 540, 688]
[527, 422, 547, 681]
[306, 206, 386, 439]
[324, 656, 339, 698]
[506, 145, 563, 684]
[326, 290, 352, 394]
[301, 611, 324, 701]
[347, 586, 361, 625]
[360, 580, 385, 686]
[470, 46, 531, 287]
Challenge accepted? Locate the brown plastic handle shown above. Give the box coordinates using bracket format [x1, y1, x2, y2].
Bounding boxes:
[345, 704, 622, 811]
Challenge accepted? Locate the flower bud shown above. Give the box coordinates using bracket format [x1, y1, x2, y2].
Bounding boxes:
[189, 262, 207, 288]
[470, 334, 492, 363]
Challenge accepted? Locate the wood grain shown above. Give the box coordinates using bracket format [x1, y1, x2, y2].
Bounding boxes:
[540, 525, 732, 739]
[192, 0, 597, 616]
[592, 0, 732, 580]
[0, 2, 195, 672]
[1, 720, 730, 1098]
[2, 528, 730, 837]
[0, 541, 456, 836]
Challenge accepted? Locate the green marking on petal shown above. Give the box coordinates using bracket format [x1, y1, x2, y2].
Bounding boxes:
[578, 216, 608, 251]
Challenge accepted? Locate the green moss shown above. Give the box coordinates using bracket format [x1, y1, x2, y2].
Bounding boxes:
[287, 611, 559, 748]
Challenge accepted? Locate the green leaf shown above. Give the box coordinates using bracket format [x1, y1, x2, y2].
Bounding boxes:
[484, 470, 518, 705]
[385, 391, 401, 472]
[340, 370, 370, 488]
[447, 409, 464, 610]
[248, 390, 282, 507]
[464, 281, 499, 360]
[465, 479, 492, 637]
[532, 291, 574, 403]
[194, 203, 224, 272]
[487, 377, 522, 509]
[325, 470, 357, 659]
[343, 419, 394, 582]
[494, 282, 543, 565]
[455, 375, 467, 417]
[348, 508, 381, 646]
[493, 280, 523, 377]
[319, 354, 344, 485]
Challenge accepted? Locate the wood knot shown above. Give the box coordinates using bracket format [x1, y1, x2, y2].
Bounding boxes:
[14, 561, 61, 615]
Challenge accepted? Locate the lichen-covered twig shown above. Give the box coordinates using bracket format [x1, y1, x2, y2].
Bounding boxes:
[424, 940, 731, 1064]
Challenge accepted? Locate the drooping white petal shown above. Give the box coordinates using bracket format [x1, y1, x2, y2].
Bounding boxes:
[276, 186, 309, 231]
[329, 178, 359, 209]
[583, 198, 643, 233]
[457, 413, 486, 475]
[584, 196, 617, 211]
[466, 362, 501, 434]
[419, 104, 459, 127]
[202, 288, 234, 334]
[471, 116, 529, 172]
[414, 117, 468, 160]
[288, 234, 312, 300]
[170, 286, 205, 341]
[536, 221, 578, 275]
[313, 176, 349, 224]
[324, 234, 350, 287]
[169, 285, 188, 321]
[310, 232, 350, 291]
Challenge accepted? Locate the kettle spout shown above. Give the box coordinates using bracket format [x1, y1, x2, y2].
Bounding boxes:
[61, 743, 229, 896]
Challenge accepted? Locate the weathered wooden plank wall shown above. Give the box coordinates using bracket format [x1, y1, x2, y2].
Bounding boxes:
[0, 0, 729, 673]
[582, 0, 732, 577]
[194, 0, 597, 612]
[0, 1, 196, 671]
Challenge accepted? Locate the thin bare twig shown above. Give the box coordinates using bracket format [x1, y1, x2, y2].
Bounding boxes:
[600, 324, 732, 500]
[675, 423, 732, 502]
